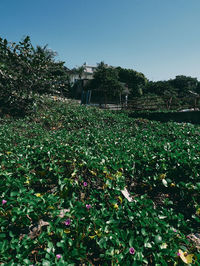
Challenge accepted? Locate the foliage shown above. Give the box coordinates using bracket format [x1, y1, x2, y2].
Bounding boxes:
[88, 62, 123, 104]
[144, 76, 199, 105]
[68, 63, 200, 107]
[0, 36, 69, 116]
[0, 96, 199, 264]
[116, 66, 148, 97]
[144, 81, 176, 97]
[169, 75, 198, 97]
[136, 76, 200, 110]
[33, 45, 70, 96]
[71, 66, 85, 79]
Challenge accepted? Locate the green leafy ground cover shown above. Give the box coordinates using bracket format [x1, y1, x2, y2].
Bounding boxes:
[0, 96, 200, 265]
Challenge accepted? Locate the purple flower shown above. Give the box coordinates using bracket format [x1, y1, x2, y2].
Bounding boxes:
[129, 247, 135, 255]
[64, 218, 71, 226]
[2, 199, 7, 205]
[83, 182, 88, 187]
[56, 254, 61, 260]
[177, 252, 181, 256]
[86, 204, 92, 209]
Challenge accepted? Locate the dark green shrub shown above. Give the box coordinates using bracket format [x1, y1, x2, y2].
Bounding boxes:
[0, 98, 199, 264]
[0, 36, 69, 117]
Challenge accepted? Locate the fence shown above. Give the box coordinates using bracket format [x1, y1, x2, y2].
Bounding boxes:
[127, 95, 200, 111]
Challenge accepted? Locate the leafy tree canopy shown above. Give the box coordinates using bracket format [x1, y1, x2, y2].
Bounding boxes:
[169, 75, 198, 96]
[89, 62, 123, 97]
[144, 80, 177, 97]
[116, 66, 148, 96]
[0, 36, 69, 116]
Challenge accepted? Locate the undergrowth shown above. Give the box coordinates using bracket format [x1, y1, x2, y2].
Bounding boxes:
[0, 95, 200, 265]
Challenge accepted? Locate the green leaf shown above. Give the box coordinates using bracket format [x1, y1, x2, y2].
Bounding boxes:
[144, 242, 152, 248]
[10, 191, 18, 197]
[141, 228, 147, 236]
[42, 260, 51, 266]
[0, 233, 6, 239]
[129, 236, 134, 247]
[154, 235, 162, 244]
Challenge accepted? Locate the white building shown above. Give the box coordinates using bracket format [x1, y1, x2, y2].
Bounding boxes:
[69, 62, 97, 84]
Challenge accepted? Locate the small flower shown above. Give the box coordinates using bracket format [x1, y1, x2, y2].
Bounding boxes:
[129, 247, 135, 254]
[83, 182, 88, 187]
[56, 254, 61, 260]
[160, 243, 168, 249]
[64, 218, 71, 226]
[35, 193, 42, 197]
[86, 204, 92, 209]
[25, 176, 30, 185]
[113, 203, 119, 210]
[2, 199, 7, 205]
[177, 252, 181, 256]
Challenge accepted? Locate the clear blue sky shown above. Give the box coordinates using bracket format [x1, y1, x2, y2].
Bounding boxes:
[1, 0, 200, 81]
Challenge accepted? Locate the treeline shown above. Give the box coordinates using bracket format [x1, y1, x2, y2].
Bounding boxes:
[70, 62, 200, 107]
[1, 35, 200, 116]
[0, 36, 69, 116]
[69, 62, 148, 102]
[144, 76, 200, 98]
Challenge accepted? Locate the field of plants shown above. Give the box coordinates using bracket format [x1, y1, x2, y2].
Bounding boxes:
[0, 96, 200, 265]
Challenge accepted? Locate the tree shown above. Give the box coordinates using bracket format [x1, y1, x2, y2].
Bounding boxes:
[196, 82, 200, 94]
[0, 36, 34, 115]
[144, 80, 175, 95]
[0, 36, 69, 116]
[76, 66, 85, 79]
[31, 44, 69, 95]
[144, 80, 178, 109]
[89, 62, 123, 105]
[169, 75, 198, 97]
[70, 66, 85, 79]
[116, 67, 148, 97]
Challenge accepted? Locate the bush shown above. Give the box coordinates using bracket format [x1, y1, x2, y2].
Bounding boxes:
[0, 36, 69, 117]
[0, 98, 199, 264]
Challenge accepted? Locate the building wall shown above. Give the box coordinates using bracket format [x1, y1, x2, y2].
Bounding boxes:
[69, 64, 97, 84]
